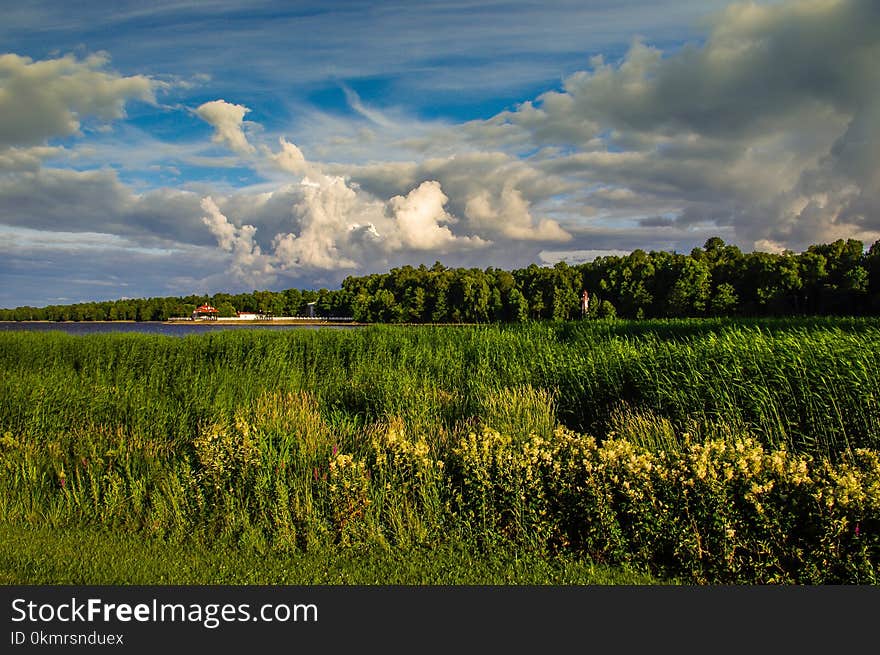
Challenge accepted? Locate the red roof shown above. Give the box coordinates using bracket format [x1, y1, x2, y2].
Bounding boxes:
[195, 304, 219, 313]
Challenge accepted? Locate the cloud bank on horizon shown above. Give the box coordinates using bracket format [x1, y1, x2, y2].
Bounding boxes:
[1, 0, 878, 307]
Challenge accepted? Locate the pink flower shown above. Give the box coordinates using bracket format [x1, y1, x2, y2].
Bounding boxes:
[332, 445, 338, 456]
[855, 523, 861, 537]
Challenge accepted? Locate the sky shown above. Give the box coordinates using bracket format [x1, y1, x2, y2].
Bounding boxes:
[1, 0, 878, 308]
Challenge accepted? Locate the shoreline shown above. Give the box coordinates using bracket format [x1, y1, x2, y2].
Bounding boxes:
[0, 320, 486, 327]
[0, 319, 361, 326]
[164, 320, 363, 326]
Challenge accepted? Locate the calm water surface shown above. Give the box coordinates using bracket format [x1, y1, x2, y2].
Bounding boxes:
[0, 322, 360, 336]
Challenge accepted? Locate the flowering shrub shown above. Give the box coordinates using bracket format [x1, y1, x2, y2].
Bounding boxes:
[810, 449, 880, 582]
[3, 415, 877, 582]
[451, 427, 554, 547]
[367, 418, 447, 545]
[328, 452, 371, 545]
[193, 420, 260, 494]
[447, 426, 879, 583]
[371, 419, 437, 479]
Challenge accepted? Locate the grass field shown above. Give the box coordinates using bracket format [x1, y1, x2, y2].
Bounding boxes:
[1, 317, 878, 584]
[0, 523, 660, 585]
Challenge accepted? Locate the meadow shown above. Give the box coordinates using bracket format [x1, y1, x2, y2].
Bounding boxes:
[1, 317, 878, 584]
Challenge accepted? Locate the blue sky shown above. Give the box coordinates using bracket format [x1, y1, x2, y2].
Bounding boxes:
[1, 0, 878, 307]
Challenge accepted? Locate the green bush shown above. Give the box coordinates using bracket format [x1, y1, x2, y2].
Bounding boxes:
[445, 426, 879, 583]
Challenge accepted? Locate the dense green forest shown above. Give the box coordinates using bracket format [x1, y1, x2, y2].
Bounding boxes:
[3, 237, 879, 322]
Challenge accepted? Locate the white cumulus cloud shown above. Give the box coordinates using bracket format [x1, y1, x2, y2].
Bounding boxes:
[0, 52, 155, 149]
[388, 180, 487, 251]
[200, 196, 274, 285]
[465, 184, 570, 242]
[195, 99, 256, 156]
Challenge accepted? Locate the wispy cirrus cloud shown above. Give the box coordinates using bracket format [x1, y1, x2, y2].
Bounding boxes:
[0, 1, 733, 105]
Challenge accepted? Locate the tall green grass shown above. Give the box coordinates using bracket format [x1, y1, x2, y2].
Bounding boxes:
[1, 318, 878, 583]
[3, 319, 879, 457]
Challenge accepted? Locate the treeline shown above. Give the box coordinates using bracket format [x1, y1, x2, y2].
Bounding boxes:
[3, 237, 880, 322]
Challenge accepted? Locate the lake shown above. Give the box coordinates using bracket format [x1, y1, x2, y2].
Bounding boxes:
[0, 321, 361, 336]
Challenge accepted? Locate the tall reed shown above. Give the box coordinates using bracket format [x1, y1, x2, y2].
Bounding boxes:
[2, 318, 879, 582]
